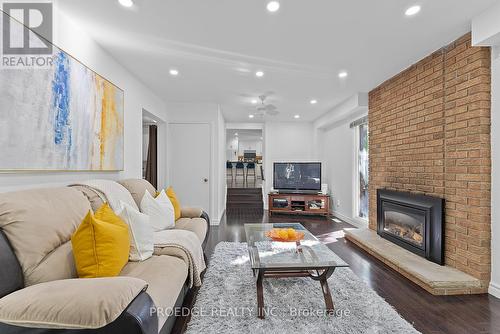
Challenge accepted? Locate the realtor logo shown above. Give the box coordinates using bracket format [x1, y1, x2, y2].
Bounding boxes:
[2, 2, 52, 54]
[1, 2, 53, 68]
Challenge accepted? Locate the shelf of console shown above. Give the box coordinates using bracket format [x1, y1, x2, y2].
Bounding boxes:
[268, 193, 330, 217]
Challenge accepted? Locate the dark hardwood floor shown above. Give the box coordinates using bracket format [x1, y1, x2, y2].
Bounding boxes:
[174, 208, 500, 334]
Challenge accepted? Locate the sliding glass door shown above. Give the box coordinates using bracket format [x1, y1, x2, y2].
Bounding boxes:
[356, 123, 369, 219]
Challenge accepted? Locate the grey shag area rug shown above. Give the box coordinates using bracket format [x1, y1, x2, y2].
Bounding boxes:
[185, 242, 420, 334]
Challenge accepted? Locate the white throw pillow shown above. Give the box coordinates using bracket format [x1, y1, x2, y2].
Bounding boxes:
[117, 201, 154, 262]
[140, 190, 175, 231]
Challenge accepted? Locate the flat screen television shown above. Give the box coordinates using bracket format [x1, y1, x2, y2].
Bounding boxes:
[273, 162, 321, 192]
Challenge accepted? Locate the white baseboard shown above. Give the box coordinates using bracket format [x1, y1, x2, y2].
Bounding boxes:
[330, 210, 367, 229]
[210, 209, 225, 226]
[489, 281, 500, 299]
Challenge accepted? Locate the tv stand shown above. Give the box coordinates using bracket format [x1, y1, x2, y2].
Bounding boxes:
[268, 193, 330, 217]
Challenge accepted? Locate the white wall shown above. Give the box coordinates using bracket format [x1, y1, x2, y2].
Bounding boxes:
[490, 46, 500, 298]
[217, 107, 227, 221]
[318, 120, 356, 223]
[473, 4, 500, 299]
[165, 102, 226, 223]
[226, 136, 238, 161]
[142, 125, 149, 178]
[238, 139, 262, 156]
[0, 9, 167, 193]
[226, 123, 264, 130]
[263, 122, 316, 208]
[142, 126, 150, 162]
[312, 94, 368, 226]
[472, 2, 500, 46]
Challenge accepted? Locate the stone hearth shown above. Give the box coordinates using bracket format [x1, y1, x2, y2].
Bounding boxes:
[345, 229, 482, 295]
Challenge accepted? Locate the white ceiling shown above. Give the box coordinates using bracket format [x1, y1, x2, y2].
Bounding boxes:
[57, 0, 496, 122]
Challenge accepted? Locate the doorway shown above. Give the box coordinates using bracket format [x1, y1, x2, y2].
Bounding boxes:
[225, 128, 263, 189]
[142, 109, 166, 189]
[143, 116, 158, 188]
[168, 123, 211, 212]
[225, 128, 264, 212]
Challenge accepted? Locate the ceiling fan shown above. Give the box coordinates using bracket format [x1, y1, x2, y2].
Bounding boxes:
[254, 95, 279, 117]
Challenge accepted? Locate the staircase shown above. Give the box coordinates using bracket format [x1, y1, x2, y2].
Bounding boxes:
[226, 188, 263, 210]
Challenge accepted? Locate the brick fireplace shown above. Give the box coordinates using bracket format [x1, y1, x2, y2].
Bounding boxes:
[368, 33, 491, 292]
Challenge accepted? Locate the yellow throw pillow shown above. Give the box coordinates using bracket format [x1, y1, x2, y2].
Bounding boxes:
[71, 204, 130, 278]
[166, 187, 181, 221]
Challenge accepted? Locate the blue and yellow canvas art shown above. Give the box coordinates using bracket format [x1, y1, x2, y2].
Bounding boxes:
[0, 11, 124, 171]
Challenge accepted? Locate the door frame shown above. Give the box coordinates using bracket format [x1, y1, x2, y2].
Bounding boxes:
[142, 109, 167, 189]
[167, 122, 213, 218]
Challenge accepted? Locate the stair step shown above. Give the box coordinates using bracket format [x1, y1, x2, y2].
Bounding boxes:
[226, 199, 263, 203]
[226, 187, 264, 209]
[226, 197, 262, 201]
[227, 188, 262, 194]
[227, 194, 262, 201]
[227, 192, 262, 197]
[226, 203, 263, 208]
[227, 199, 262, 204]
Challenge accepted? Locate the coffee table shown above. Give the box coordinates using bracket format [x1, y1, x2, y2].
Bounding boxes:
[244, 223, 349, 319]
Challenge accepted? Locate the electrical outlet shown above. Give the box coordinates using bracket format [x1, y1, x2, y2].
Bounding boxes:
[336, 199, 341, 207]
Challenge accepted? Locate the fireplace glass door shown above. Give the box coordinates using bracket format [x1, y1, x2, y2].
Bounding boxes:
[382, 202, 425, 249]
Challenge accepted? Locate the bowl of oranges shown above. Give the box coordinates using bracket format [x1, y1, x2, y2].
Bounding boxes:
[265, 228, 305, 242]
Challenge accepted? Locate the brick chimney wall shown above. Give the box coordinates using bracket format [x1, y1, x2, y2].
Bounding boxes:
[369, 33, 491, 289]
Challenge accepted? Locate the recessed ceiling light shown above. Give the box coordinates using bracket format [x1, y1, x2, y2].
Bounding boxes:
[267, 1, 280, 13]
[249, 114, 255, 119]
[255, 71, 264, 78]
[338, 71, 348, 78]
[251, 99, 258, 104]
[118, 0, 134, 7]
[310, 99, 318, 105]
[294, 115, 300, 119]
[405, 5, 421, 16]
[169, 69, 179, 76]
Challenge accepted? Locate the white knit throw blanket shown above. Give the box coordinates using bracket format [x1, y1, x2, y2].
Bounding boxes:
[70, 179, 139, 212]
[153, 230, 206, 288]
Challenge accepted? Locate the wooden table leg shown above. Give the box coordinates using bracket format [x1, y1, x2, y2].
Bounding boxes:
[256, 270, 265, 319]
[320, 277, 335, 314]
[310, 267, 336, 315]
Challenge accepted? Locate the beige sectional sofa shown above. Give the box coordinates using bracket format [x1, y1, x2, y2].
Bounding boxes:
[0, 179, 210, 334]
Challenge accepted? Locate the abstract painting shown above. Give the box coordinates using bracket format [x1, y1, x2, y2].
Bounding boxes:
[0, 12, 124, 171]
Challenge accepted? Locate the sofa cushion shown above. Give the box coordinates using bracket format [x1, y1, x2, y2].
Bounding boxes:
[72, 205, 130, 278]
[120, 255, 188, 329]
[175, 218, 208, 244]
[0, 277, 147, 329]
[118, 179, 157, 208]
[117, 201, 154, 262]
[166, 187, 182, 221]
[180, 207, 203, 219]
[70, 185, 105, 212]
[140, 190, 175, 231]
[0, 187, 90, 286]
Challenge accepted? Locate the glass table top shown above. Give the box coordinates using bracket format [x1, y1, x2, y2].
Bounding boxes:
[244, 223, 349, 270]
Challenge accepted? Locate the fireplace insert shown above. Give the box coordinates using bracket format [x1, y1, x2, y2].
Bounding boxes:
[377, 189, 445, 265]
